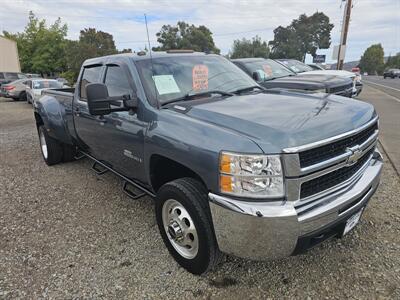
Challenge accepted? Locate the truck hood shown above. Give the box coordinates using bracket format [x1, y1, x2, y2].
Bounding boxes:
[184, 92, 375, 153]
[300, 70, 355, 79]
[261, 74, 350, 90]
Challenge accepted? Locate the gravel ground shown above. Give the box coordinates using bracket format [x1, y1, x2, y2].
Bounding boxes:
[0, 97, 399, 299]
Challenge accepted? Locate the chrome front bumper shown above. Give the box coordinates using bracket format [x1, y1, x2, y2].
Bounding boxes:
[209, 150, 383, 260]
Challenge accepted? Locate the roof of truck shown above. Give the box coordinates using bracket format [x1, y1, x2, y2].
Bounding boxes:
[83, 51, 218, 66]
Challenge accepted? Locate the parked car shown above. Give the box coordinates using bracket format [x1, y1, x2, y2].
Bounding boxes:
[276, 59, 361, 96]
[0, 78, 29, 100]
[34, 51, 382, 274]
[351, 67, 360, 73]
[232, 58, 353, 97]
[26, 79, 63, 105]
[56, 77, 69, 85]
[383, 69, 400, 79]
[0, 72, 26, 87]
[25, 73, 42, 78]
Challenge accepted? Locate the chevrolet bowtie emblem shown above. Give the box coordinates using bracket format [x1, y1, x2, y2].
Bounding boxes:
[346, 145, 363, 166]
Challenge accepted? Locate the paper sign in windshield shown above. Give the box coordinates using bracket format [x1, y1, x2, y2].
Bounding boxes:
[262, 65, 273, 77]
[152, 75, 181, 95]
[192, 65, 209, 91]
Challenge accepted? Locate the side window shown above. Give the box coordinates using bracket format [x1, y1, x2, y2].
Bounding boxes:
[104, 65, 132, 97]
[0, 73, 4, 79]
[80, 65, 102, 100]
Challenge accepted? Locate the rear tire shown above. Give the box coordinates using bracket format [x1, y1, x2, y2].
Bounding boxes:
[38, 125, 63, 165]
[62, 144, 77, 162]
[19, 92, 27, 101]
[155, 177, 223, 275]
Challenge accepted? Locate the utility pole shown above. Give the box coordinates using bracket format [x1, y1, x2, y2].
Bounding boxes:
[337, 0, 352, 70]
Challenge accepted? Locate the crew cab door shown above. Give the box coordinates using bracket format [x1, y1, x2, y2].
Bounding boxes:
[100, 62, 147, 183]
[73, 61, 147, 184]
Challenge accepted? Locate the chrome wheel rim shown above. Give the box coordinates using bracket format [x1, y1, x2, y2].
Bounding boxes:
[39, 130, 48, 159]
[162, 199, 199, 259]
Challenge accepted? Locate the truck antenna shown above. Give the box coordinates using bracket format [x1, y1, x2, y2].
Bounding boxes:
[144, 14, 158, 106]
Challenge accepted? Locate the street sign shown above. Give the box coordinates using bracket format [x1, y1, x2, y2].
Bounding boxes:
[313, 55, 326, 63]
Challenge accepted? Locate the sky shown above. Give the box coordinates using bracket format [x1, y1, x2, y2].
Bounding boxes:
[0, 0, 399, 64]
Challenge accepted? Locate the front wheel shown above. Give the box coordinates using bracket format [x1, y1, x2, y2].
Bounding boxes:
[155, 178, 223, 274]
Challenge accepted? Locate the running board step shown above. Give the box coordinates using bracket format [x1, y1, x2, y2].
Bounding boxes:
[91, 161, 109, 175]
[74, 152, 86, 160]
[123, 181, 146, 199]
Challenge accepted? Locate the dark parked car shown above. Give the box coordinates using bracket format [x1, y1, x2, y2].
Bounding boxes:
[34, 51, 382, 274]
[232, 58, 353, 97]
[383, 69, 400, 79]
[0, 72, 26, 87]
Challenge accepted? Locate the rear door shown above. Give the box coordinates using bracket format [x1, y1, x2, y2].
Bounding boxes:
[73, 64, 105, 157]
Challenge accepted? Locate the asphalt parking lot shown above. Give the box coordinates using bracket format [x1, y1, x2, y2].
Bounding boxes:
[1, 88, 400, 299]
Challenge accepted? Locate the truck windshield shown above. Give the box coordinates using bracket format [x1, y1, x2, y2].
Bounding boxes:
[243, 59, 295, 81]
[136, 55, 257, 105]
[278, 60, 314, 73]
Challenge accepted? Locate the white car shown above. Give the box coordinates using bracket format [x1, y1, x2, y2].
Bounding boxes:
[277, 59, 360, 96]
[26, 79, 63, 106]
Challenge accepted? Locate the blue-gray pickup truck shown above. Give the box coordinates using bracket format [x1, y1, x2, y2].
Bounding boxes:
[34, 51, 382, 274]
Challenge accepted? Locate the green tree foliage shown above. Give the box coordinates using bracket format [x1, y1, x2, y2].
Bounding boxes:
[64, 28, 118, 83]
[385, 52, 400, 69]
[269, 12, 334, 61]
[229, 36, 269, 59]
[359, 44, 385, 75]
[154, 21, 220, 53]
[3, 11, 67, 75]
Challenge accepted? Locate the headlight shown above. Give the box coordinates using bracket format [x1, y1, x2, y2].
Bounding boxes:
[219, 152, 284, 198]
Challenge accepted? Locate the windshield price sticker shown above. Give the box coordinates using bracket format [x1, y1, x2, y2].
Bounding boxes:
[192, 65, 209, 91]
[152, 75, 181, 95]
[262, 65, 273, 77]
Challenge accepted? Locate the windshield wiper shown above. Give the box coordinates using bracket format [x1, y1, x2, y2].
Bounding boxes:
[161, 90, 234, 106]
[232, 85, 265, 94]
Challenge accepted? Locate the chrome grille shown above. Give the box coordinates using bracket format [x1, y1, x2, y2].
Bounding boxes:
[300, 148, 374, 199]
[329, 83, 353, 94]
[299, 122, 378, 168]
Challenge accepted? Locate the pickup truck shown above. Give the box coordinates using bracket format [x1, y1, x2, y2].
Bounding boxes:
[232, 58, 354, 97]
[34, 51, 383, 275]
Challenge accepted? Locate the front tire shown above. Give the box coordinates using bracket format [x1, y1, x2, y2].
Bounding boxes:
[38, 125, 63, 165]
[155, 178, 223, 275]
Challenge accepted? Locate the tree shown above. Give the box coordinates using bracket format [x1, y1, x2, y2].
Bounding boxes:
[64, 28, 118, 83]
[3, 11, 67, 75]
[385, 52, 400, 69]
[359, 44, 385, 75]
[229, 36, 269, 59]
[269, 12, 334, 61]
[154, 21, 220, 53]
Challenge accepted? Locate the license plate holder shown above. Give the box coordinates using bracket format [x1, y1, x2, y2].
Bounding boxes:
[343, 208, 364, 236]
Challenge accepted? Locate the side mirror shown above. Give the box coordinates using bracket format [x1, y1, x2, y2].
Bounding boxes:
[86, 83, 138, 116]
[86, 83, 111, 116]
[252, 71, 262, 82]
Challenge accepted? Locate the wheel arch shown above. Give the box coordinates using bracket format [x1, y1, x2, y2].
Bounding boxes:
[149, 154, 208, 193]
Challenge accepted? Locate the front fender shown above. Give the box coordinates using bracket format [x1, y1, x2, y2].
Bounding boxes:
[35, 95, 73, 145]
[144, 109, 263, 193]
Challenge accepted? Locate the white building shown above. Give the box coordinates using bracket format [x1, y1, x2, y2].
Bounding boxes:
[0, 36, 21, 72]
